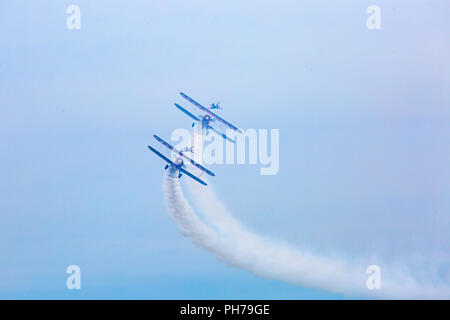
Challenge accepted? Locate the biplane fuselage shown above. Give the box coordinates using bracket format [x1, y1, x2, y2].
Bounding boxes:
[166, 157, 184, 173]
[201, 114, 212, 129]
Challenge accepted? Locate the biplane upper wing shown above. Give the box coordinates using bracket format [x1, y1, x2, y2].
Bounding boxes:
[153, 135, 215, 176]
[179, 92, 242, 133]
[206, 125, 236, 143]
[147, 146, 175, 165]
[179, 167, 207, 186]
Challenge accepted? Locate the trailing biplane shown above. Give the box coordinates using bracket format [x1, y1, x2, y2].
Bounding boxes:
[147, 134, 214, 186]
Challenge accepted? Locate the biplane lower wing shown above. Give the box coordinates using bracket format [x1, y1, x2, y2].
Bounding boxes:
[148, 146, 174, 165]
[179, 167, 207, 186]
[207, 125, 236, 143]
[179, 92, 241, 133]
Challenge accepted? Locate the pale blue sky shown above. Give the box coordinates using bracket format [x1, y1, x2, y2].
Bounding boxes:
[0, 0, 449, 299]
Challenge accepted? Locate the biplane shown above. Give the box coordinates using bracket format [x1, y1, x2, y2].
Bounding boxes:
[174, 92, 242, 143]
[147, 134, 214, 186]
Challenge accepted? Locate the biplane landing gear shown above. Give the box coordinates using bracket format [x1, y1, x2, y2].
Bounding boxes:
[178, 173, 183, 178]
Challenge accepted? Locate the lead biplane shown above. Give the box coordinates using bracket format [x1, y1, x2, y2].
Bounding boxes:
[148, 134, 214, 186]
[174, 92, 242, 143]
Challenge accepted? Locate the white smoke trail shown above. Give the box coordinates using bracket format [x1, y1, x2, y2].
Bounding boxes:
[163, 172, 226, 256]
[186, 174, 450, 298]
[164, 172, 368, 294]
[164, 172, 284, 271]
[162, 128, 450, 299]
